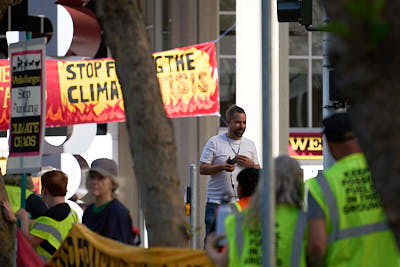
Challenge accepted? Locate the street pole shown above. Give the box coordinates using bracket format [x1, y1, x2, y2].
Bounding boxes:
[261, 0, 275, 266]
[189, 164, 198, 249]
[322, 7, 335, 169]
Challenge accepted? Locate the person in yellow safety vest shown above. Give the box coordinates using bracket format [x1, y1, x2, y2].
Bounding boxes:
[1, 170, 79, 263]
[205, 155, 307, 267]
[3, 173, 48, 219]
[306, 112, 399, 267]
[209, 167, 260, 235]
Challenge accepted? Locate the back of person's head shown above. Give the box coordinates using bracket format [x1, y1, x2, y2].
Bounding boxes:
[226, 105, 245, 121]
[322, 112, 355, 142]
[275, 155, 304, 208]
[41, 170, 68, 197]
[237, 168, 259, 197]
[3, 173, 34, 190]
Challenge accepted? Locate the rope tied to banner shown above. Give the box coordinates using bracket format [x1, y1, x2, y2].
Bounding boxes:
[214, 23, 236, 44]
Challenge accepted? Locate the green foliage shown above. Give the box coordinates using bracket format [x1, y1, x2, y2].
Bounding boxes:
[325, 0, 390, 48]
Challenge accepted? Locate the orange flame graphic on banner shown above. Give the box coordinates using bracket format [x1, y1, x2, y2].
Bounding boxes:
[154, 42, 219, 118]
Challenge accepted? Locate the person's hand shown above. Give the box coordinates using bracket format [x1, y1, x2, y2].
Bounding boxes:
[221, 162, 235, 172]
[15, 208, 29, 222]
[236, 155, 255, 168]
[1, 200, 17, 223]
[205, 232, 229, 267]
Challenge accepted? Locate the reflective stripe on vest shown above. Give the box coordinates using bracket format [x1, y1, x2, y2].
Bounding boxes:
[235, 211, 306, 267]
[290, 211, 306, 267]
[33, 222, 63, 244]
[235, 213, 245, 258]
[316, 172, 389, 244]
[233, 202, 242, 213]
[32, 211, 78, 262]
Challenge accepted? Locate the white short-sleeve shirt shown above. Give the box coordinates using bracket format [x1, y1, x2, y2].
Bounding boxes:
[200, 133, 259, 204]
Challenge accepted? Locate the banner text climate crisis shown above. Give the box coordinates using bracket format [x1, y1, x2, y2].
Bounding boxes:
[58, 59, 123, 116]
[154, 52, 209, 95]
[153, 44, 218, 111]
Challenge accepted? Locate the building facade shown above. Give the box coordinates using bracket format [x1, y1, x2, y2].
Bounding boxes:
[0, 0, 324, 248]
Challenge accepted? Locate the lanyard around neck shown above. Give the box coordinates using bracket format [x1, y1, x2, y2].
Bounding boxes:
[226, 134, 241, 156]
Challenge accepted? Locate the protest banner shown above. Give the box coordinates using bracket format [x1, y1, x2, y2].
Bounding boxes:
[153, 42, 219, 118]
[0, 42, 219, 130]
[48, 223, 214, 267]
[7, 38, 46, 174]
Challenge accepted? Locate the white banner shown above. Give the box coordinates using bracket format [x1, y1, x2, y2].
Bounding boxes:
[7, 38, 46, 174]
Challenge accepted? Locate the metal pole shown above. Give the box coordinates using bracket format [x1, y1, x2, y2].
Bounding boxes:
[261, 0, 274, 266]
[189, 164, 198, 249]
[322, 7, 335, 169]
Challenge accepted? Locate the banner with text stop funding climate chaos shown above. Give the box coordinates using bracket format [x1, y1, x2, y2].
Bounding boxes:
[153, 42, 219, 118]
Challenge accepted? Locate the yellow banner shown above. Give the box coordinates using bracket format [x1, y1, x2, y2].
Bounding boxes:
[48, 223, 215, 267]
[57, 59, 124, 116]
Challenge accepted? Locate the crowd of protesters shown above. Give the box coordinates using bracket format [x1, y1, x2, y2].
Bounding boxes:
[204, 110, 399, 267]
[0, 158, 139, 264]
[0, 106, 399, 266]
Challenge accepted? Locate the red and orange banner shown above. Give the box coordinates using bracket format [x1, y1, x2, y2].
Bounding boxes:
[0, 58, 125, 130]
[0, 42, 219, 129]
[153, 42, 219, 118]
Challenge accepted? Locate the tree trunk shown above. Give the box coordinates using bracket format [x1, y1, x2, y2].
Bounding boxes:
[0, 0, 21, 22]
[323, 0, 400, 247]
[93, 0, 188, 247]
[0, 177, 15, 266]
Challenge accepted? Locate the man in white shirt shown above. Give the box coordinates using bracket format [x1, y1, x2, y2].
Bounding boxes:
[200, 105, 260, 238]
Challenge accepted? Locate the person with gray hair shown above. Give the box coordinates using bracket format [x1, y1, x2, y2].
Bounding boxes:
[82, 158, 135, 245]
[206, 155, 307, 267]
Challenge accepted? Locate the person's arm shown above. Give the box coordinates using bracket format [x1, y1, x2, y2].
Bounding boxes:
[235, 155, 260, 169]
[205, 232, 229, 267]
[1, 200, 17, 223]
[200, 162, 235, 175]
[16, 208, 44, 247]
[307, 218, 327, 267]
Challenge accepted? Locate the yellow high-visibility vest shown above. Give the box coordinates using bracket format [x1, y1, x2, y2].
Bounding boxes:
[307, 153, 399, 267]
[5, 185, 33, 213]
[225, 206, 307, 267]
[30, 210, 79, 262]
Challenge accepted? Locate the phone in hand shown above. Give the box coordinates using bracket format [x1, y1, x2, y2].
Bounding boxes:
[226, 157, 238, 165]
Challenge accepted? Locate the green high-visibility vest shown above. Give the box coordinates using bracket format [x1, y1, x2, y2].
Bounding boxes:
[30, 209, 79, 262]
[225, 205, 307, 267]
[307, 153, 399, 267]
[5, 185, 33, 213]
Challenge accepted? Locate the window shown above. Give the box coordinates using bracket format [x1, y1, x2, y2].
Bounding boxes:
[218, 0, 236, 125]
[289, 0, 323, 128]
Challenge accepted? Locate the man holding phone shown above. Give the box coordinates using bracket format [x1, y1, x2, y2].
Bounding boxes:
[200, 105, 260, 240]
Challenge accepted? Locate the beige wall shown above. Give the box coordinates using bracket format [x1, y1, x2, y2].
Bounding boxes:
[117, 0, 219, 248]
[169, 0, 219, 248]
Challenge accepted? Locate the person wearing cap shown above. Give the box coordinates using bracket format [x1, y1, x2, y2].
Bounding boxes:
[82, 158, 135, 245]
[306, 112, 399, 267]
[1, 170, 79, 263]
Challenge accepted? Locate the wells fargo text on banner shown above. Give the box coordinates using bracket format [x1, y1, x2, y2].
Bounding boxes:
[153, 42, 219, 118]
[288, 132, 323, 159]
[48, 223, 214, 267]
